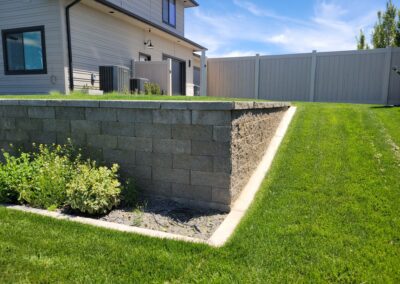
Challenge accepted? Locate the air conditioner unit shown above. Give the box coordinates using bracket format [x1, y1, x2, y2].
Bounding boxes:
[130, 78, 149, 94]
[99, 66, 130, 93]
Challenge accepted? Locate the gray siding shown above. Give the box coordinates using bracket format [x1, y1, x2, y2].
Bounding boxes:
[69, 2, 194, 93]
[0, 0, 67, 94]
[106, 0, 185, 36]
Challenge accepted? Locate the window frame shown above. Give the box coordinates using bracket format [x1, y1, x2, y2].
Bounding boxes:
[1, 25, 47, 75]
[139, 52, 152, 62]
[162, 0, 176, 28]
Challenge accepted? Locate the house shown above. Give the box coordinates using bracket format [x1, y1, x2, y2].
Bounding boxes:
[0, 0, 207, 95]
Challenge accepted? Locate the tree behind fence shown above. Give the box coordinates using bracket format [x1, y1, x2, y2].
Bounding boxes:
[207, 47, 400, 105]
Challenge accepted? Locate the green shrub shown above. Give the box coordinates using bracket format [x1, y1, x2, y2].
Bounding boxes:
[66, 162, 121, 215]
[144, 82, 161, 95]
[20, 144, 76, 209]
[0, 151, 32, 203]
[0, 142, 127, 215]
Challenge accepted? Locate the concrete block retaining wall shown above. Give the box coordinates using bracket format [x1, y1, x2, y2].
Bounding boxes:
[0, 100, 290, 211]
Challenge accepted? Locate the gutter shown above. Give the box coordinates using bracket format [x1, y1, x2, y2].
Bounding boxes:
[94, 0, 207, 51]
[66, 0, 81, 92]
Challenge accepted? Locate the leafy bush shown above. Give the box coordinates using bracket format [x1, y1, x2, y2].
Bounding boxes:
[66, 162, 121, 215]
[0, 142, 128, 215]
[0, 152, 32, 203]
[21, 144, 76, 209]
[144, 82, 161, 95]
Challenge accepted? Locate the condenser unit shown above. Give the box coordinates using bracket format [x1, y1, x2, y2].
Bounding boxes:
[99, 65, 130, 93]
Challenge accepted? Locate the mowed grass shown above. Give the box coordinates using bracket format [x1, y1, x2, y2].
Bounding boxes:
[1, 103, 399, 283]
[0, 92, 264, 101]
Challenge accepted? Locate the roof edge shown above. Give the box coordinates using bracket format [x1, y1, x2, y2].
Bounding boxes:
[94, 0, 206, 51]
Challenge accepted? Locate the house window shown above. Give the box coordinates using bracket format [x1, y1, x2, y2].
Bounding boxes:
[2, 26, 47, 75]
[139, 53, 151, 62]
[162, 0, 176, 27]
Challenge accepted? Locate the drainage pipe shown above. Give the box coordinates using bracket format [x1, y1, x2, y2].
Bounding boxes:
[66, 0, 81, 92]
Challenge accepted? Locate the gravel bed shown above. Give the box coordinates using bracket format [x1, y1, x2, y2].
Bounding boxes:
[100, 198, 228, 240]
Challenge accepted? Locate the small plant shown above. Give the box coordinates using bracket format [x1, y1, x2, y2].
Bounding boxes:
[66, 162, 121, 215]
[144, 82, 161, 95]
[0, 141, 128, 215]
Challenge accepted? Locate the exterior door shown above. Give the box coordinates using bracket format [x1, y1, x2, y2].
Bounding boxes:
[163, 55, 186, 95]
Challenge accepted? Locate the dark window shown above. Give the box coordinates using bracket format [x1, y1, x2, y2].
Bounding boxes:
[162, 0, 176, 27]
[139, 53, 151, 62]
[2, 26, 47, 75]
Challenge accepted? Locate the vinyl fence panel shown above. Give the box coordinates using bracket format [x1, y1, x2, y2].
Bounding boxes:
[207, 47, 400, 105]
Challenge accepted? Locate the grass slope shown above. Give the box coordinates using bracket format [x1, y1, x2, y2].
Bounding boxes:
[0, 103, 399, 283]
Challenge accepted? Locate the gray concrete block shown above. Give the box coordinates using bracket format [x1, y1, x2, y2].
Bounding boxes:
[101, 121, 134, 136]
[55, 107, 85, 120]
[135, 123, 171, 138]
[0, 118, 15, 130]
[71, 120, 100, 135]
[56, 132, 86, 146]
[87, 135, 117, 149]
[171, 183, 212, 202]
[118, 137, 152, 152]
[16, 119, 43, 131]
[47, 100, 100, 108]
[192, 110, 231, 125]
[103, 148, 135, 165]
[43, 119, 70, 132]
[100, 101, 161, 109]
[153, 139, 191, 154]
[28, 107, 55, 119]
[192, 141, 230, 157]
[117, 109, 152, 123]
[135, 179, 172, 196]
[1, 106, 28, 118]
[172, 125, 212, 141]
[191, 171, 231, 188]
[212, 188, 232, 204]
[173, 154, 213, 171]
[29, 131, 57, 144]
[5, 130, 29, 142]
[188, 102, 235, 110]
[121, 166, 152, 180]
[18, 100, 47, 107]
[213, 126, 232, 142]
[153, 110, 191, 124]
[136, 151, 173, 168]
[153, 167, 190, 184]
[160, 102, 190, 110]
[86, 108, 117, 121]
[213, 157, 232, 173]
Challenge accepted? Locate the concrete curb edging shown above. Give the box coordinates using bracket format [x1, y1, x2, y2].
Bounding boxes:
[2, 106, 296, 247]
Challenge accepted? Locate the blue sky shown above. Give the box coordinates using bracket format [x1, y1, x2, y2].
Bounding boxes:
[185, 0, 400, 57]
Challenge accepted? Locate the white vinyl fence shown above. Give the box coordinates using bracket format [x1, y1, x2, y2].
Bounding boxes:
[207, 47, 400, 105]
[134, 61, 172, 95]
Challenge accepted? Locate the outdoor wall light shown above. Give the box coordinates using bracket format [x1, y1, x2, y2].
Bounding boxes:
[144, 40, 154, 49]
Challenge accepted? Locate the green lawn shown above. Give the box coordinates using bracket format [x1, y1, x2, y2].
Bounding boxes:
[0, 92, 263, 101]
[1, 103, 399, 283]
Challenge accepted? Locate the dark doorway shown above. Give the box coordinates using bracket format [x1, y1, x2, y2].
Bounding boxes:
[163, 54, 186, 95]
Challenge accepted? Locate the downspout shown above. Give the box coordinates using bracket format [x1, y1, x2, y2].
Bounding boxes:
[66, 0, 81, 92]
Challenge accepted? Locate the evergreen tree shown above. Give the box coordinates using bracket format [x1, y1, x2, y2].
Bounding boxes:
[357, 30, 370, 50]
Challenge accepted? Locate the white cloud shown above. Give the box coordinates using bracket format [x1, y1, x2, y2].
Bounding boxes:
[186, 0, 383, 57]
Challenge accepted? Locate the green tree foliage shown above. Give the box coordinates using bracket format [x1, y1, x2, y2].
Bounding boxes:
[356, 30, 370, 50]
[357, 0, 400, 49]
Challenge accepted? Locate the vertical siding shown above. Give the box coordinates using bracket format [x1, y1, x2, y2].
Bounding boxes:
[207, 57, 255, 98]
[259, 54, 311, 101]
[69, 3, 194, 92]
[106, 0, 185, 36]
[0, 0, 66, 94]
